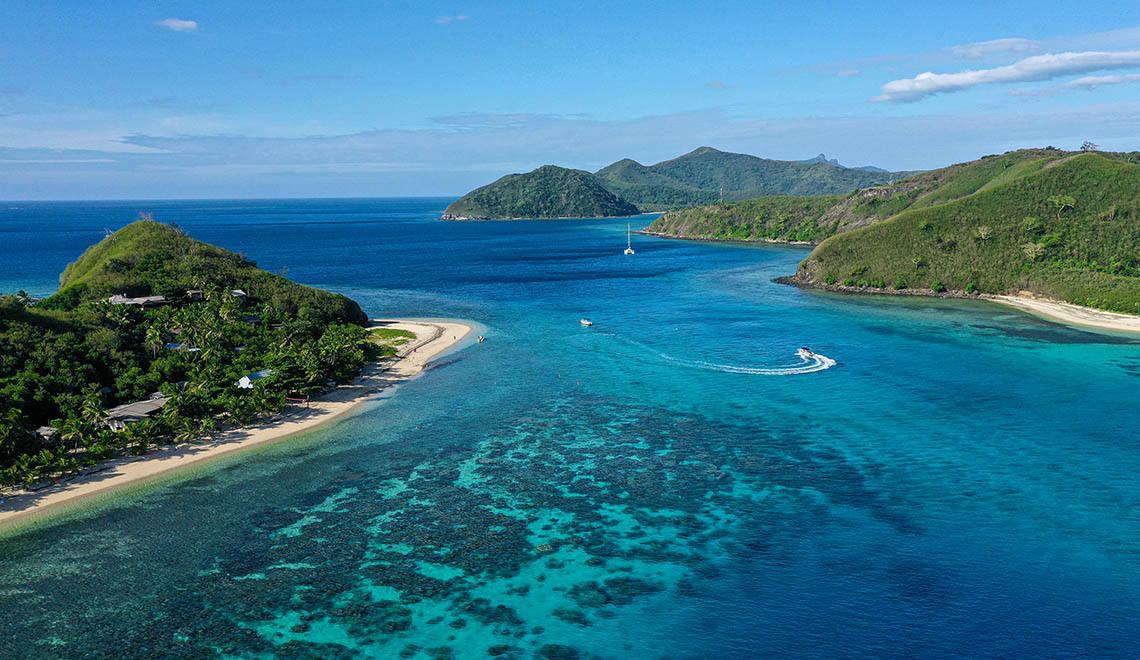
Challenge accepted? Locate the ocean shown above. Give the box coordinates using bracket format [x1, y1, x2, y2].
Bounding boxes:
[1, 198, 1139, 659]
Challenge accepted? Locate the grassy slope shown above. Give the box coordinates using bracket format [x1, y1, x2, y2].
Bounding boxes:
[797, 152, 1140, 314]
[595, 147, 917, 210]
[443, 165, 640, 219]
[49, 220, 368, 325]
[646, 149, 1068, 243]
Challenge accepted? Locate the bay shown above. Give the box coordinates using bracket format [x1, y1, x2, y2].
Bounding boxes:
[1, 198, 1138, 659]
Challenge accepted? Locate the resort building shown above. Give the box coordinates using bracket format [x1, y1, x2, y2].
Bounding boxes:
[236, 369, 273, 389]
[108, 294, 169, 308]
[104, 393, 170, 431]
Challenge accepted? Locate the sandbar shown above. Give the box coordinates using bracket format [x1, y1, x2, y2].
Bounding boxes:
[985, 295, 1140, 335]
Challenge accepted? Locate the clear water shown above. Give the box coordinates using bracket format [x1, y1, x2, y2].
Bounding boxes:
[2, 198, 1139, 660]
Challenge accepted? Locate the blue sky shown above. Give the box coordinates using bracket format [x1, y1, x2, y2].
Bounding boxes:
[3, 1, 1140, 199]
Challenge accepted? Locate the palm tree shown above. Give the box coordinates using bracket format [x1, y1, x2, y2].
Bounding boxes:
[58, 417, 91, 452]
[80, 391, 106, 428]
[145, 325, 164, 359]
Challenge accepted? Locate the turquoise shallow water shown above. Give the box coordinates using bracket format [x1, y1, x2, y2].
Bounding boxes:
[1, 199, 1139, 659]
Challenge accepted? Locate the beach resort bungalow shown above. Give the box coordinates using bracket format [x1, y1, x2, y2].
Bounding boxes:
[185, 289, 204, 301]
[231, 289, 247, 302]
[108, 293, 169, 308]
[104, 393, 169, 431]
[236, 369, 273, 389]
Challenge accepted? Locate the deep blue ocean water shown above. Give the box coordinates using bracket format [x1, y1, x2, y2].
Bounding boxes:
[1, 198, 1139, 660]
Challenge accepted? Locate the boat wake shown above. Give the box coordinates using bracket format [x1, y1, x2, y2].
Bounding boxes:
[592, 333, 837, 376]
[657, 351, 837, 375]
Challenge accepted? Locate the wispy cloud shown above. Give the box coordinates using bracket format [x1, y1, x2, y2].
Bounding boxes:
[874, 49, 1140, 102]
[833, 70, 862, 77]
[704, 81, 735, 89]
[157, 18, 198, 32]
[1014, 72, 1140, 97]
[1063, 73, 1140, 90]
[434, 15, 470, 24]
[950, 38, 1040, 59]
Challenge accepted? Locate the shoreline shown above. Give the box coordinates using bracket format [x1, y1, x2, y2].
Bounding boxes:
[983, 295, 1140, 335]
[0, 318, 473, 534]
[442, 212, 657, 221]
[777, 276, 1140, 335]
[637, 230, 815, 246]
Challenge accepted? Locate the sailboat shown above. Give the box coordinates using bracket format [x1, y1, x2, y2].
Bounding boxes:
[624, 224, 635, 255]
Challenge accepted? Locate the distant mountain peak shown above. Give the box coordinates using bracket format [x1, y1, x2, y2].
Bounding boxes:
[801, 153, 842, 167]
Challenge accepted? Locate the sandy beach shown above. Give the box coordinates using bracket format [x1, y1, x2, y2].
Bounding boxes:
[985, 295, 1140, 335]
[0, 319, 472, 534]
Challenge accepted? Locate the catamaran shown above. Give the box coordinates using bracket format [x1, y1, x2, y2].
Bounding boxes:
[624, 224, 635, 255]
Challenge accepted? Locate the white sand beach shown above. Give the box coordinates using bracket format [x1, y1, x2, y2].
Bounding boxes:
[0, 319, 472, 533]
[986, 295, 1140, 335]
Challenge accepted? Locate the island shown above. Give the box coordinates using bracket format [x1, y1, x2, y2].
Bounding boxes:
[593, 146, 919, 211]
[0, 219, 470, 528]
[442, 165, 640, 220]
[646, 147, 1140, 324]
[443, 147, 918, 220]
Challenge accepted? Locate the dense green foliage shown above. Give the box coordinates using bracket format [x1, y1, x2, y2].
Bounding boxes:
[48, 220, 367, 325]
[0, 222, 378, 488]
[797, 152, 1140, 314]
[442, 165, 639, 219]
[647, 149, 1069, 243]
[594, 147, 918, 211]
[647, 195, 846, 243]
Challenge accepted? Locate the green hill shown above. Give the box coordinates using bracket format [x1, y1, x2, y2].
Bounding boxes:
[2, 221, 374, 485]
[47, 220, 367, 325]
[595, 146, 918, 211]
[792, 151, 1140, 314]
[442, 165, 640, 220]
[646, 149, 1064, 243]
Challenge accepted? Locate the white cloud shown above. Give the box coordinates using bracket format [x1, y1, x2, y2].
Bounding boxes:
[704, 81, 735, 89]
[834, 70, 862, 77]
[874, 49, 1140, 102]
[434, 15, 470, 24]
[1063, 73, 1140, 90]
[157, 18, 198, 32]
[1014, 72, 1140, 97]
[950, 38, 1039, 59]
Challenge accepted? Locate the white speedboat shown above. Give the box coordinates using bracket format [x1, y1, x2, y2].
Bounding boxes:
[580, 319, 594, 327]
[797, 347, 815, 359]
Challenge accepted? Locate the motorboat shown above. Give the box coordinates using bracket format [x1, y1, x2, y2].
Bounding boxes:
[797, 347, 815, 359]
[580, 319, 594, 327]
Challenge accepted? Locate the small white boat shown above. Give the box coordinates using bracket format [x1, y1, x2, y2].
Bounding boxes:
[580, 319, 594, 327]
[797, 347, 815, 359]
[624, 224, 635, 255]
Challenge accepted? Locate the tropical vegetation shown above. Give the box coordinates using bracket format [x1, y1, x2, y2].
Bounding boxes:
[593, 146, 918, 211]
[0, 220, 384, 488]
[794, 150, 1140, 313]
[442, 165, 639, 220]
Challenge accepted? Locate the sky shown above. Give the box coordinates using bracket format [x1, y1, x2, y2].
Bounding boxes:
[3, 1, 1140, 199]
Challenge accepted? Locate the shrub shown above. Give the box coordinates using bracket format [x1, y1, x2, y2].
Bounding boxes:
[894, 280, 907, 290]
[965, 283, 978, 294]
[931, 281, 947, 293]
[871, 279, 886, 288]
[843, 278, 856, 287]
[825, 275, 837, 285]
